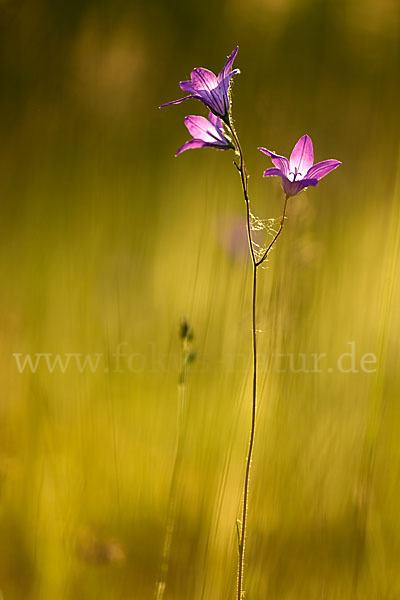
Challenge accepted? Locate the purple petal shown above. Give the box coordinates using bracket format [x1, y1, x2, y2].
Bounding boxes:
[216, 49, 240, 113]
[176, 139, 211, 155]
[263, 167, 283, 177]
[208, 112, 224, 129]
[282, 176, 319, 197]
[298, 177, 319, 189]
[175, 139, 228, 156]
[190, 68, 218, 90]
[217, 71, 240, 108]
[160, 95, 194, 108]
[306, 159, 341, 180]
[179, 80, 195, 93]
[289, 135, 314, 176]
[224, 69, 240, 82]
[184, 115, 225, 144]
[258, 147, 290, 177]
[190, 68, 225, 115]
[218, 47, 239, 81]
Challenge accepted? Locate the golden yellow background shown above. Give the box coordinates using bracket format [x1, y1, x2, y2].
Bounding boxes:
[0, 0, 399, 598]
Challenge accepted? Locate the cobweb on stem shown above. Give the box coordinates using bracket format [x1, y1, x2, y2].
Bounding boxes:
[249, 212, 281, 264]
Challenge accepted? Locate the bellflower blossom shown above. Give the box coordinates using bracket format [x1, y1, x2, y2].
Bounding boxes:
[175, 112, 234, 156]
[259, 135, 341, 197]
[160, 47, 240, 121]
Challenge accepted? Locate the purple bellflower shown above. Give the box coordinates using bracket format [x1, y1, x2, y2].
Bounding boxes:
[160, 47, 240, 122]
[259, 135, 341, 197]
[175, 112, 234, 156]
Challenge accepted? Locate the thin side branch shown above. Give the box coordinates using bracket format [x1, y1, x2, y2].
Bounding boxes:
[227, 119, 289, 600]
[256, 194, 289, 266]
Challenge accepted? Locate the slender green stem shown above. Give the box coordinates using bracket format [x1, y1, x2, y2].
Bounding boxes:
[236, 260, 257, 600]
[228, 120, 288, 600]
[228, 123, 256, 266]
[228, 121, 257, 600]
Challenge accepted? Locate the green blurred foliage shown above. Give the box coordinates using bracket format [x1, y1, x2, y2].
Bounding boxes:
[0, 0, 399, 598]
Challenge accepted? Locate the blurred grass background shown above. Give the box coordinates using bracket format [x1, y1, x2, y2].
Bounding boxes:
[0, 0, 399, 598]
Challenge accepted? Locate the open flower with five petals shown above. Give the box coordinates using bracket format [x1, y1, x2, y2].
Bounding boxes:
[259, 135, 341, 197]
[160, 47, 240, 122]
[176, 112, 234, 156]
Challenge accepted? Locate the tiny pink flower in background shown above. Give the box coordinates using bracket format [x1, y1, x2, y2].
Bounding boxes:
[259, 135, 341, 197]
[218, 215, 249, 260]
[160, 47, 240, 121]
[175, 112, 234, 156]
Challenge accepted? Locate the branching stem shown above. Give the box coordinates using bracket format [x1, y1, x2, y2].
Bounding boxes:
[228, 120, 288, 600]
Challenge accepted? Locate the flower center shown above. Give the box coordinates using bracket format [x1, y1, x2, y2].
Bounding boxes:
[288, 167, 302, 181]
